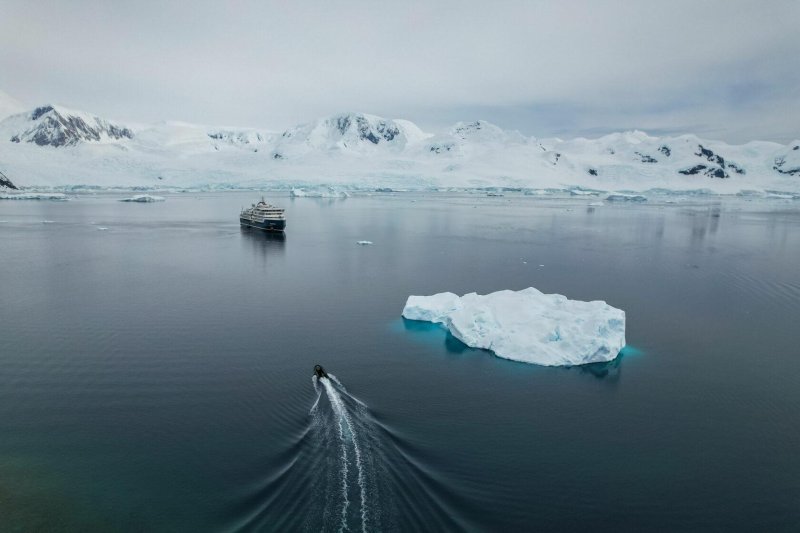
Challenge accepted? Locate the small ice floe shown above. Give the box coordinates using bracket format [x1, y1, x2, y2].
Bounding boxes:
[0, 192, 68, 201]
[402, 287, 626, 366]
[120, 194, 165, 202]
[605, 193, 647, 202]
[764, 192, 797, 200]
[97, 227, 109, 231]
[356, 240, 373, 245]
[290, 187, 349, 198]
[588, 201, 604, 207]
[41, 220, 55, 224]
[569, 188, 600, 196]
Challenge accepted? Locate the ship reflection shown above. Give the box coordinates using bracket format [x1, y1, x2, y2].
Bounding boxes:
[240, 227, 286, 257]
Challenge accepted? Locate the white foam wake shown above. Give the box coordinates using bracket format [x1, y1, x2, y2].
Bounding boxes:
[321, 376, 369, 533]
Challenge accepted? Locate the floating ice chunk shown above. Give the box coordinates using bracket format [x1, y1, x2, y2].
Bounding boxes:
[524, 189, 551, 196]
[402, 287, 626, 366]
[290, 187, 349, 198]
[605, 193, 647, 202]
[0, 192, 68, 200]
[119, 194, 165, 202]
[356, 240, 373, 245]
[569, 188, 600, 196]
[764, 191, 797, 200]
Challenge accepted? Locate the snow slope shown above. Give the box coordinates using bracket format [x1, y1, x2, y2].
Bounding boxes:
[402, 288, 626, 366]
[0, 90, 797, 194]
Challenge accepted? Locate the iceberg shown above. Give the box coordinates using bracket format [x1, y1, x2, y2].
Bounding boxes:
[402, 287, 626, 366]
[290, 187, 349, 198]
[119, 194, 165, 202]
[605, 193, 647, 202]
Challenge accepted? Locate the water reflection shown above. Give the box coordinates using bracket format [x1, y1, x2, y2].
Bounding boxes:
[239, 227, 286, 259]
[574, 353, 623, 381]
[684, 206, 722, 245]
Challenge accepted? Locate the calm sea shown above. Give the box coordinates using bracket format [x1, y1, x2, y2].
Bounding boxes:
[1, 192, 798, 531]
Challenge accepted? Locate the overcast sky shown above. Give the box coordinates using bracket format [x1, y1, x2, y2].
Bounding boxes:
[1, 0, 797, 142]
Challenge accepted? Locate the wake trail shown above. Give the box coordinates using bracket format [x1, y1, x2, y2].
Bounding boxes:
[321, 375, 369, 533]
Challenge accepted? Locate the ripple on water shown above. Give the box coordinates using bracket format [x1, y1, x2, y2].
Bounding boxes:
[223, 374, 477, 532]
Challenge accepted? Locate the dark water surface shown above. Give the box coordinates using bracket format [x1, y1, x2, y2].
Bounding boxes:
[1, 193, 799, 531]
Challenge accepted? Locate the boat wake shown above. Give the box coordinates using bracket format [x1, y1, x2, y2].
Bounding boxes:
[229, 373, 472, 532]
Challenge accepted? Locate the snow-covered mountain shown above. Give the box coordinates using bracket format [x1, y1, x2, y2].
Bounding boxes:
[0, 105, 133, 147]
[271, 113, 430, 159]
[0, 90, 797, 194]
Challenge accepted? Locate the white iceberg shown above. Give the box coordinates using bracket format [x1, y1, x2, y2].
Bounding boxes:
[402, 287, 626, 366]
[605, 193, 647, 202]
[119, 194, 165, 202]
[356, 240, 373, 245]
[290, 187, 349, 198]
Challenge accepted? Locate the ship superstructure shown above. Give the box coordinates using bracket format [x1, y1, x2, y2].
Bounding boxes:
[240, 197, 286, 232]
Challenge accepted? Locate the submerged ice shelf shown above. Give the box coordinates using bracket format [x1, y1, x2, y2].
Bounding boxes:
[402, 288, 626, 366]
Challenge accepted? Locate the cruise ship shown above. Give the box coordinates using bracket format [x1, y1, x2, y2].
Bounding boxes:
[240, 197, 286, 232]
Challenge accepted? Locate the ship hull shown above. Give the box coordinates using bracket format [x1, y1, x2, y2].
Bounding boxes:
[240, 217, 286, 232]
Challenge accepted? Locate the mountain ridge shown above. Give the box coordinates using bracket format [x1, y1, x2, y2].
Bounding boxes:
[0, 91, 797, 193]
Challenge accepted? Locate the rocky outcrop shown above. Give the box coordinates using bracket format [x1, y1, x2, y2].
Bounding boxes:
[0, 169, 17, 189]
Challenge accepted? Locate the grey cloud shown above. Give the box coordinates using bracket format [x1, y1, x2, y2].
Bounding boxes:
[0, 0, 797, 143]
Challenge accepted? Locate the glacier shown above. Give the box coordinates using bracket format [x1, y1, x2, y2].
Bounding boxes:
[402, 288, 626, 367]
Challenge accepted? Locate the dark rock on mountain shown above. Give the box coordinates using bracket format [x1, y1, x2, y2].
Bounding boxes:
[691, 144, 744, 177]
[0, 170, 17, 189]
[8, 105, 133, 147]
[727, 162, 745, 175]
[696, 144, 726, 167]
[452, 121, 485, 138]
[635, 151, 657, 163]
[679, 164, 728, 178]
[774, 156, 800, 176]
[335, 115, 399, 144]
[658, 145, 671, 157]
[429, 142, 454, 154]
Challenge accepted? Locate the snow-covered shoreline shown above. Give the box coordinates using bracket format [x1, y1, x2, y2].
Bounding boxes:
[3, 185, 798, 203]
